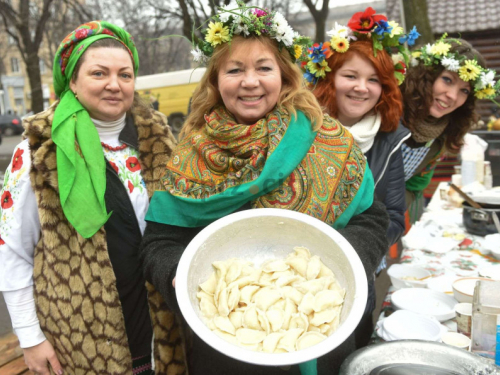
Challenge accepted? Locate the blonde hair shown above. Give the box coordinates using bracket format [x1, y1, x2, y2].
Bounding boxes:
[180, 36, 323, 138]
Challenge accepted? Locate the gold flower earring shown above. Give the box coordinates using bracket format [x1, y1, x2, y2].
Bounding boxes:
[74, 91, 78, 100]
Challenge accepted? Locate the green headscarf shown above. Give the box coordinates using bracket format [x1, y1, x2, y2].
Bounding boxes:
[52, 21, 139, 238]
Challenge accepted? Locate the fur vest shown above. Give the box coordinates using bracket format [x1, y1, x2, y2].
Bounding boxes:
[24, 102, 186, 374]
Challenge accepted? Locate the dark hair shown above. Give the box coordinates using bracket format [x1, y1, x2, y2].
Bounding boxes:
[72, 38, 132, 81]
[400, 38, 486, 152]
[312, 40, 403, 132]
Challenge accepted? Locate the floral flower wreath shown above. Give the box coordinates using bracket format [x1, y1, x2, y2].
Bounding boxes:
[190, 1, 311, 65]
[412, 34, 500, 102]
[302, 7, 419, 85]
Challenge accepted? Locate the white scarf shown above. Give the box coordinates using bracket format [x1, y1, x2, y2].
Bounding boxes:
[344, 112, 381, 153]
[92, 114, 126, 145]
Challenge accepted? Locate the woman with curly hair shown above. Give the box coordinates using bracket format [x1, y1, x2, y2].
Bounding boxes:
[307, 8, 414, 348]
[401, 38, 494, 208]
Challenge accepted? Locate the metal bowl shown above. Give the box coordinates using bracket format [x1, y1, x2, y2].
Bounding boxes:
[176, 208, 368, 366]
[339, 340, 500, 374]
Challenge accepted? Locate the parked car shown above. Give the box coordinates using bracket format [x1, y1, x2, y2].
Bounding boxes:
[0, 114, 23, 136]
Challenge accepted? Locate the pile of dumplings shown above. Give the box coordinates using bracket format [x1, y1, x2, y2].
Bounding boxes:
[197, 246, 345, 353]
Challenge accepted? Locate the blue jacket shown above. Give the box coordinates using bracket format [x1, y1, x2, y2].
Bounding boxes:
[365, 123, 411, 245]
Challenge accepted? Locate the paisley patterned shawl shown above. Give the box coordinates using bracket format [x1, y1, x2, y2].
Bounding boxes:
[147, 106, 373, 229]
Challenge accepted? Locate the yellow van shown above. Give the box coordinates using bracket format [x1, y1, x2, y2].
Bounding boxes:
[135, 68, 206, 134]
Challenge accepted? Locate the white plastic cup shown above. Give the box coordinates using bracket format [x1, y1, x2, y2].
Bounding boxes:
[455, 302, 472, 337]
[441, 331, 471, 350]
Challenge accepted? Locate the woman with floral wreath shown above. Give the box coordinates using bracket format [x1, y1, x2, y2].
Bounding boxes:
[141, 4, 389, 375]
[0, 21, 185, 374]
[401, 36, 498, 210]
[304, 7, 417, 349]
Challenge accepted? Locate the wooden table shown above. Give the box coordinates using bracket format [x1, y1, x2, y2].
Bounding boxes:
[0, 333, 32, 375]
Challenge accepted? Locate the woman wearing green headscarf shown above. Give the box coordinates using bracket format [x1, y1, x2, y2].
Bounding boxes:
[0, 21, 186, 374]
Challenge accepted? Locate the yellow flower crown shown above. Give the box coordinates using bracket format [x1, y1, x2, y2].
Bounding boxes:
[412, 34, 500, 102]
[190, 2, 311, 64]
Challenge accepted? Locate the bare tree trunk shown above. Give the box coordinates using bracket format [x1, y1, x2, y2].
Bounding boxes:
[26, 51, 43, 113]
[403, 0, 434, 44]
[303, 0, 330, 43]
[0, 0, 54, 112]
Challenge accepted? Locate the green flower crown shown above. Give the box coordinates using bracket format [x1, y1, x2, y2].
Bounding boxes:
[412, 34, 500, 103]
[190, 2, 311, 65]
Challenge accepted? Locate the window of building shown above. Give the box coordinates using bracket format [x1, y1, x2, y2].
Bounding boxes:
[11, 57, 20, 73]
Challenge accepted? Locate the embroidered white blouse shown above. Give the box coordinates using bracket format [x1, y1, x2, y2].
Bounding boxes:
[0, 116, 150, 348]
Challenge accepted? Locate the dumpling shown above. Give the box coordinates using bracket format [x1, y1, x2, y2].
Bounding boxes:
[227, 284, 241, 312]
[282, 297, 297, 330]
[262, 332, 285, 353]
[296, 332, 327, 350]
[229, 311, 243, 329]
[292, 246, 311, 259]
[313, 290, 343, 312]
[239, 285, 260, 305]
[266, 309, 285, 332]
[281, 286, 304, 305]
[306, 256, 321, 280]
[242, 304, 262, 330]
[293, 277, 331, 295]
[318, 261, 334, 278]
[289, 312, 309, 332]
[253, 287, 281, 311]
[277, 328, 304, 352]
[236, 328, 267, 344]
[199, 272, 217, 295]
[286, 256, 308, 277]
[200, 298, 218, 319]
[225, 260, 243, 284]
[276, 274, 302, 287]
[214, 316, 236, 335]
[262, 259, 289, 273]
[310, 308, 336, 326]
[217, 288, 230, 317]
[297, 292, 315, 315]
[257, 308, 271, 334]
[214, 329, 238, 345]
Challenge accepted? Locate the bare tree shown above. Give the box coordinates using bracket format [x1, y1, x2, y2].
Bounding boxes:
[0, 0, 55, 112]
[302, 0, 329, 43]
[402, 0, 433, 45]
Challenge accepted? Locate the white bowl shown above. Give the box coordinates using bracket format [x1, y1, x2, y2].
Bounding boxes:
[387, 264, 431, 289]
[441, 332, 471, 350]
[452, 277, 494, 303]
[391, 288, 457, 322]
[377, 310, 444, 342]
[176, 208, 368, 366]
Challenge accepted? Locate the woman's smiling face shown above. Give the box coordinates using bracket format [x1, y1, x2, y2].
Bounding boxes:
[429, 70, 471, 118]
[217, 39, 282, 125]
[334, 53, 382, 127]
[70, 47, 135, 121]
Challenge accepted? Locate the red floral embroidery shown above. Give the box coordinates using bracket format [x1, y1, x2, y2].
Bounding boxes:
[102, 29, 115, 36]
[75, 28, 90, 40]
[128, 180, 134, 193]
[0, 236, 4, 245]
[109, 161, 119, 174]
[11, 148, 24, 172]
[126, 157, 141, 172]
[347, 7, 387, 34]
[1, 191, 13, 209]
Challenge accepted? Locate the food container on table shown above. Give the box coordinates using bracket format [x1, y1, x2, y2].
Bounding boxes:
[471, 280, 500, 364]
[339, 340, 499, 374]
[391, 288, 457, 322]
[387, 264, 431, 289]
[452, 277, 494, 303]
[376, 310, 444, 342]
[175, 208, 368, 366]
[462, 201, 500, 236]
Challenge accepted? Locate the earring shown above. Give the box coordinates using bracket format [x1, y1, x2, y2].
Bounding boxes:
[74, 91, 78, 100]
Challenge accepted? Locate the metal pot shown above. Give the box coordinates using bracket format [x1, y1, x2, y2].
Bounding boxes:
[463, 202, 500, 236]
[339, 340, 500, 375]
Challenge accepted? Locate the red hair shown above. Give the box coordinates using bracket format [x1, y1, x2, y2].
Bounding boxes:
[312, 40, 402, 132]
